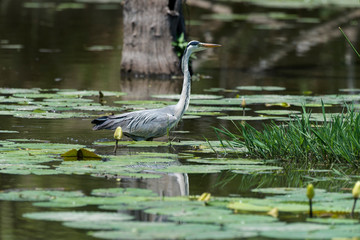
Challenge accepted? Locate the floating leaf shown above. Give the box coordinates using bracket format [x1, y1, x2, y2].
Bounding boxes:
[255, 110, 301, 115]
[218, 115, 285, 121]
[61, 148, 102, 161]
[23, 211, 131, 222]
[91, 188, 157, 197]
[152, 94, 223, 100]
[236, 86, 286, 91]
[0, 189, 84, 201]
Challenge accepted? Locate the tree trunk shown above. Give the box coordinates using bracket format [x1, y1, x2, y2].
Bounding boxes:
[121, 0, 183, 77]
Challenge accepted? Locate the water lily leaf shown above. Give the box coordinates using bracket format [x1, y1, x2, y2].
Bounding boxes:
[306, 218, 359, 225]
[99, 199, 199, 211]
[23, 211, 131, 222]
[89, 223, 253, 240]
[0, 97, 34, 103]
[182, 115, 201, 119]
[0, 189, 84, 201]
[187, 158, 264, 165]
[188, 106, 247, 112]
[227, 202, 272, 212]
[65, 220, 176, 230]
[93, 140, 169, 147]
[255, 110, 301, 115]
[236, 86, 286, 91]
[57, 89, 126, 97]
[13, 111, 92, 119]
[13, 93, 72, 99]
[170, 212, 278, 225]
[217, 116, 284, 121]
[73, 105, 124, 112]
[185, 111, 224, 116]
[0, 130, 19, 133]
[0, 88, 40, 94]
[85, 45, 114, 51]
[259, 223, 360, 239]
[91, 187, 157, 197]
[114, 100, 174, 106]
[152, 94, 223, 100]
[155, 165, 227, 174]
[32, 201, 88, 208]
[61, 148, 102, 161]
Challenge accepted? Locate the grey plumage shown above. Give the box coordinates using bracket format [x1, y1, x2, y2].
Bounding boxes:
[92, 41, 220, 141]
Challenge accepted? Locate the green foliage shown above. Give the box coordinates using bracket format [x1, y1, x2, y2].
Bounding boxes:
[172, 33, 188, 57]
[216, 105, 360, 166]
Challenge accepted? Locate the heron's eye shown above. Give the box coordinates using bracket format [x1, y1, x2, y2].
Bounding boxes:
[188, 41, 199, 47]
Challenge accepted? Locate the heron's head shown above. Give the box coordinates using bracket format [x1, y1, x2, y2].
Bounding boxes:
[186, 40, 221, 54]
[181, 40, 221, 73]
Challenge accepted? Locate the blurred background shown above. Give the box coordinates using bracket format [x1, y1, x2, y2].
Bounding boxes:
[1, 0, 360, 95]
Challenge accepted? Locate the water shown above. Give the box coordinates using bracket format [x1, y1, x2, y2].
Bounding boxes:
[0, 1, 359, 239]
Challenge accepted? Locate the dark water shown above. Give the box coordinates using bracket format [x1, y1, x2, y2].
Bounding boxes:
[0, 1, 360, 239]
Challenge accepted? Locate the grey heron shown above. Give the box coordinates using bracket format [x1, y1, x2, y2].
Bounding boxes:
[91, 41, 221, 141]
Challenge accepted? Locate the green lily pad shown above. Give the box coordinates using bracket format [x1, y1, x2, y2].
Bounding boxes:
[152, 94, 223, 100]
[23, 211, 131, 222]
[185, 111, 224, 116]
[0, 88, 40, 94]
[89, 222, 256, 240]
[0, 189, 84, 201]
[91, 188, 157, 197]
[306, 218, 359, 225]
[93, 140, 170, 147]
[73, 105, 124, 112]
[57, 89, 126, 97]
[188, 106, 247, 112]
[114, 100, 174, 106]
[186, 158, 263, 165]
[259, 223, 360, 239]
[85, 45, 115, 51]
[0, 130, 19, 133]
[236, 86, 286, 91]
[99, 199, 199, 211]
[217, 115, 284, 121]
[155, 165, 227, 174]
[255, 110, 301, 115]
[13, 111, 92, 119]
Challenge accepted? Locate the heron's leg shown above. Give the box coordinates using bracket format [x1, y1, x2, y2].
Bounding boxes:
[113, 140, 119, 154]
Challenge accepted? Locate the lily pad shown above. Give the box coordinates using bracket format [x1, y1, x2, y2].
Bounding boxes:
[89, 222, 256, 240]
[217, 115, 284, 121]
[186, 158, 264, 165]
[0, 130, 19, 133]
[0, 189, 84, 201]
[152, 94, 223, 100]
[236, 86, 286, 91]
[91, 187, 157, 197]
[255, 110, 301, 115]
[23, 211, 131, 222]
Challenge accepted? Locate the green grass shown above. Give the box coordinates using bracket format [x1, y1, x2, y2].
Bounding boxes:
[215, 106, 360, 166]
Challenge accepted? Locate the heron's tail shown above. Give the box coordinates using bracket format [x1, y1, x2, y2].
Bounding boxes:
[91, 116, 109, 130]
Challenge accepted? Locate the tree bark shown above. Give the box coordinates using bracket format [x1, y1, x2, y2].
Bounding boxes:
[121, 0, 182, 77]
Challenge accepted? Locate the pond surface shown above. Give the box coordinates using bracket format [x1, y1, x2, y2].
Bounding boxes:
[1, 1, 360, 240]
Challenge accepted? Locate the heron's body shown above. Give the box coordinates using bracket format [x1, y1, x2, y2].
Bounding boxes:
[92, 41, 220, 141]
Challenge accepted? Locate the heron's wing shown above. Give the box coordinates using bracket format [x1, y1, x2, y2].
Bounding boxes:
[123, 108, 179, 138]
[101, 106, 179, 139]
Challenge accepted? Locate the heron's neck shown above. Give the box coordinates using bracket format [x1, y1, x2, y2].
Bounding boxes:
[175, 50, 192, 119]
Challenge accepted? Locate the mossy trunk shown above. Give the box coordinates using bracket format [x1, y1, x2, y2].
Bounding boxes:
[121, 0, 184, 77]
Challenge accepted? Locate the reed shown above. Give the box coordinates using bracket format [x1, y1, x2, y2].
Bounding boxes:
[215, 105, 360, 166]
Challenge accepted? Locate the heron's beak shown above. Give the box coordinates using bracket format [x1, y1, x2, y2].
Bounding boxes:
[200, 43, 221, 48]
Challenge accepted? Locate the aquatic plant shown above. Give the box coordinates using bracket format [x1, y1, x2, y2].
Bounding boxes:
[351, 181, 360, 216]
[306, 184, 315, 218]
[215, 105, 360, 166]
